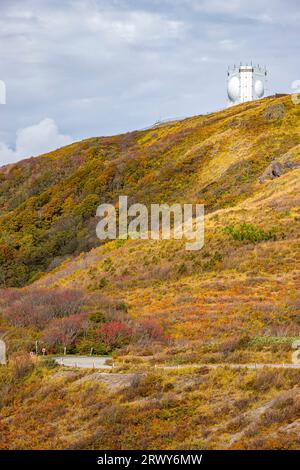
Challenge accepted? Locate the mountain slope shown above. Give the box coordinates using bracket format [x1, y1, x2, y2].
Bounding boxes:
[1, 93, 298, 358]
[0, 95, 299, 287]
[34, 158, 299, 357]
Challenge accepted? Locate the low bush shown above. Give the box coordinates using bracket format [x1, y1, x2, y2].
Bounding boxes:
[10, 352, 34, 379]
[219, 335, 250, 355]
[223, 223, 275, 243]
[121, 373, 162, 401]
[247, 369, 285, 391]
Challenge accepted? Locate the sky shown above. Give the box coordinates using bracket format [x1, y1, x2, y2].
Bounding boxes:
[0, 0, 299, 166]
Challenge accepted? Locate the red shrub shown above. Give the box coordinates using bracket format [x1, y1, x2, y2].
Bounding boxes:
[134, 319, 165, 344]
[97, 321, 133, 348]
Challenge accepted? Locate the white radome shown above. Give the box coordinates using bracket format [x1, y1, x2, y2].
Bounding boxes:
[227, 76, 240, 102]
[254, 79, 264, 98]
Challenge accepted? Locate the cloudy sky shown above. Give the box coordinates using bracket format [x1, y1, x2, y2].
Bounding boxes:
[0, 0, 299, 166]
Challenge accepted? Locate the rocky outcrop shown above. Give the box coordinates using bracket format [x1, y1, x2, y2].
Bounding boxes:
[263, 103, 286, 120]
[259, 146, 300, 183]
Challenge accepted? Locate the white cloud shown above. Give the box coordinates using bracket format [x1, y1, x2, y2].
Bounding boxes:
[0, 143, 16, 164]
[0, 118, 72, 167]
[77, 10, 185, 45]
[219, 39, 238, 51]
[194, 0, 243, 14]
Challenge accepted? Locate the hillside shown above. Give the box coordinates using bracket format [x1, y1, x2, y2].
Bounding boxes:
[0, 95, 299, 287]
[0, 95, 300, 450]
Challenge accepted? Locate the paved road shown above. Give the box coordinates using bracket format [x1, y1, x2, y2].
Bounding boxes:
[158, 363, 300, 370]
[53, 356, 300, 370]
[54, 356, 112, 369]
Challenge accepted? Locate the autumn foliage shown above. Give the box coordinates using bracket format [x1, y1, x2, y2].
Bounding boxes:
[42, 313, 88, 348]
[97, 321, 133, 348]
[0, 288, 85, 329]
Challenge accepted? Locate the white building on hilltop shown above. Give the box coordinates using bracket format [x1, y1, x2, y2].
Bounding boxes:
[227, 64, 267, 106]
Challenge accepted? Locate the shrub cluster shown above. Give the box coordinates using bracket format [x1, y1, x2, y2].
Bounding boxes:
[223, 223, 275, 243]
[0, 288, 167, 354]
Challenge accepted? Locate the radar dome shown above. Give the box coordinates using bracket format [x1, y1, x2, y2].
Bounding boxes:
[254, 79, 264, 98]
[227, 76, 240, 102]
